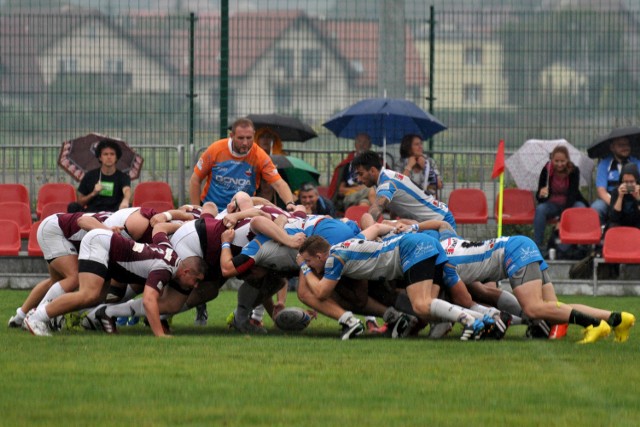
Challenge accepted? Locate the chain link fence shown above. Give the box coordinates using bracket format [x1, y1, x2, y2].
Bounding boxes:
[2, 1, 639, 202]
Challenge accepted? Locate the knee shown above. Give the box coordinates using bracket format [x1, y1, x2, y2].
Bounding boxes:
[520, 301, 545, 319]
[78, 289, 102, 307]
[411, 298, 431, 318]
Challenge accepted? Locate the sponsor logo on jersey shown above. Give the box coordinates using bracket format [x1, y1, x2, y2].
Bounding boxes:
[326, 257, 335, 269]
[519, 246, 539, 262]
[196, 158, 204, 170]
[214, 175, 251, 187]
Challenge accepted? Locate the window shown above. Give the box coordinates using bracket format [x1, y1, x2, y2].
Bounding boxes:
[464, 85, 482, 104]
[57, 57, 77, 73]
[274, 84, 292, 110]
[274, 48, 294, 78]
[464, 47, 482, 66]
[104, 58, 124, 74]
[301, 48, 322, 78]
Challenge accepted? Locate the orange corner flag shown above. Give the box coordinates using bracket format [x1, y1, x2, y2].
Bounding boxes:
[491, 139, 505, 179]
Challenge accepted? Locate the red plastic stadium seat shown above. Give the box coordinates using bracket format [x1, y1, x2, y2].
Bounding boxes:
[37, 183, 76, 219]
[344, 205, 372, 228]
[40, 202, 69, 219]
[27, 220, 43, 257]
[495, 189, 535, 224]
[0, 201, 32, 238]
[603, 227, 640, 264]
[0, 219, 21, 256]
[133, 181, 174, 207]
[448, 188, 488, 224]
[141, 200, 175, 213]
[559, 207, 601, 245]
[0, 183, 30, 205]
[316, 186, 329, 198]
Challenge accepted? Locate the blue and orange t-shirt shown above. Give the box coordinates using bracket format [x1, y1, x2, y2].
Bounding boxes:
[194, 138, 282, 211]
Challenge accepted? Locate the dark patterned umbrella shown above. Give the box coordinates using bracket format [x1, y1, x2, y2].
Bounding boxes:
[58, 132, 144, 181]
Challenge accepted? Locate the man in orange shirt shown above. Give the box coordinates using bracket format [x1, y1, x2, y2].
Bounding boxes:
[188, 117, 296, 326]
[189, 117, 296, 212]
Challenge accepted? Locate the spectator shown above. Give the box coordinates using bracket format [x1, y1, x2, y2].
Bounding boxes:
[255, 128, 284, 155]
[328, 133, 373, 210]
[533, 145, 588, 253]
[398, 134, 442, 196]
[189, 117, 295, 213]
[591, 136, 640, 224]
[74, 140, 131, 212]
[608, 163, 640, 228]
[297, 182, 336, 217]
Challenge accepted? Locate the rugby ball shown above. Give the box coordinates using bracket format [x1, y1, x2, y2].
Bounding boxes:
[274, 307, 312, 332]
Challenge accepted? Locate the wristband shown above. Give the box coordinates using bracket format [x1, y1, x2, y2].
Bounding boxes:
[300, 262, 312, 276]
[286, 201, 295, 206]
[164, 212, 173, 221]
[411, 223, 419, 232]
[221, 242, 231, 250]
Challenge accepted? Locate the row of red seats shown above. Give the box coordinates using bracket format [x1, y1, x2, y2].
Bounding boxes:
[0, 182, 175, 256]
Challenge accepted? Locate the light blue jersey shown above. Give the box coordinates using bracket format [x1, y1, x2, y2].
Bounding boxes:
[323, 232, 447, 282]
[376, 169, 456, 229]
[287, 215, 362, 245]
[439, 230, 547, 287]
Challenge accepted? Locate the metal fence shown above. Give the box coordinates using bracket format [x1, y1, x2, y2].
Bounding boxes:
[1, 1, 636, 197]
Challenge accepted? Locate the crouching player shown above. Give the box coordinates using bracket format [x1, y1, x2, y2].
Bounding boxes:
[420, 223, 635, 344]
[24, 224, 206, 337]
[297, 230, 491, 341]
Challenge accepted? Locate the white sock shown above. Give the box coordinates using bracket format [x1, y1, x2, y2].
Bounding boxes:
[365, 315, 377, 323]
[461, 306, 484, 319]
[470, 303, 498, 318]
[32, 304, 51, 322]
[105, 299, 145, 318]
[338, 311, 354, 324]
[251, 304, 266, 322]
[38, 282, 65, 307]
[14, 307, 26, 321]
[429, 299, 475, 326]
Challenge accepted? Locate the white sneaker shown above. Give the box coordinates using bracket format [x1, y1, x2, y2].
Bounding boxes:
[8, 314, 23, 328]
[24, 310, 52, 337]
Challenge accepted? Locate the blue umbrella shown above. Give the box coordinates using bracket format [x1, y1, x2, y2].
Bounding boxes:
[323, 98, 447, 163]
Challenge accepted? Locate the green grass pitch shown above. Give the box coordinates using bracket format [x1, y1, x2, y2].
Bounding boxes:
[1, 290, 639, 427]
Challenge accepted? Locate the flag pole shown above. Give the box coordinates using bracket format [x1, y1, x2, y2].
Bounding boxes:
[497, 172, 504, 238]
[491, 139, 506, 238]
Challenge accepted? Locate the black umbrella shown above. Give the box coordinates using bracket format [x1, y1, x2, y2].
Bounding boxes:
[246, 114, 317, 142]
[587, 126, 640, 159]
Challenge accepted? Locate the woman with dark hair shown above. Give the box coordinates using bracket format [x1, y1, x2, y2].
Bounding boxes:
[398, 134, 442, 196]
[608, 162, 640, 228]
[534, 145, 587, 252]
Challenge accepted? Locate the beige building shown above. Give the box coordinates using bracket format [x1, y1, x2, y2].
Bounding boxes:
[416, 38, 511, 110]
[39, 16, 173, 93]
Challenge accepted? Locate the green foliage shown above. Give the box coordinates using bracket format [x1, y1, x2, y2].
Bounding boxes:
[2, 290, 640, 426]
